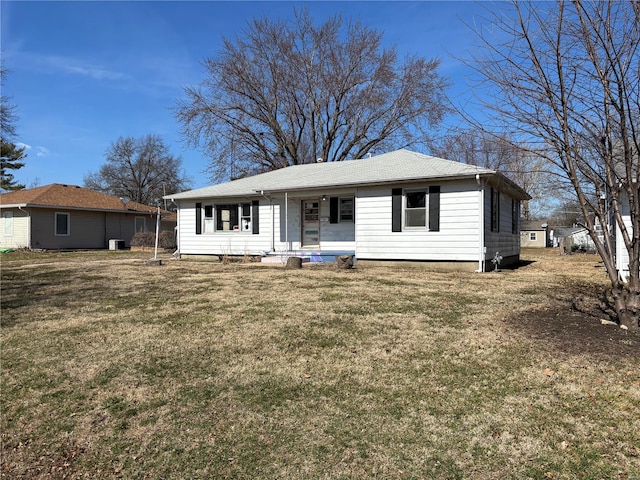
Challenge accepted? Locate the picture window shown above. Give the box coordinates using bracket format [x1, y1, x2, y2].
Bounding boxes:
[216, 203, 252, 232]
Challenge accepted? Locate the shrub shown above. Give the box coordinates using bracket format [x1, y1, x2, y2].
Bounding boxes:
[130, 231, 176, 249]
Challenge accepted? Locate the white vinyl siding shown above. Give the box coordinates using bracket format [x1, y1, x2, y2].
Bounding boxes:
[3, 211, 13, 236]
[0, 209, 29, 249]
[356, 181, 481, 261]
[178, 200, 276, 255]
[484, 185, 521, 258]
[616, 190, 632, 278]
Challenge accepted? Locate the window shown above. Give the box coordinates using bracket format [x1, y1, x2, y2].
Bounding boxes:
[135, 216, 146, 232]
[215, 203, 254, 232]
[529, 232, 537, 241]
[512, 199, 519, 234]
[3, 212, 13, 236]
[203, 205, 214, 233]
[392, 187, 440, 232]
[491, 188, 500, 232]
[329, 197, 354, 223]
[55, 212, 70, 236]
[405, 190, 427, 227]
[339, 198, 354, 222]
[196, 201, 259, 235]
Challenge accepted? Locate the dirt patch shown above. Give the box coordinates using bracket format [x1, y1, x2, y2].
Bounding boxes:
[507, 302, 640, 361]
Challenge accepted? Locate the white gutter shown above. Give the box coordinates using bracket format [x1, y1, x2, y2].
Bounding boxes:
[476, 174, 485, 273]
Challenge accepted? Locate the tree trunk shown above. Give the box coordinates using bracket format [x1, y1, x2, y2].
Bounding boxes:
[612, 284, 640, 331]
[285, 257, 303, 269]
[335, 255, 354, 269]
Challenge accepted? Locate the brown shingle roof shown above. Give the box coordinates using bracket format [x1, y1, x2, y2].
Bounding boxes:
[0, 183, 167, 215]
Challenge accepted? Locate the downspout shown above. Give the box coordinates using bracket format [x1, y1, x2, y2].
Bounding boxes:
[476, 174, 485, 273]
[18, 206, 31, 249]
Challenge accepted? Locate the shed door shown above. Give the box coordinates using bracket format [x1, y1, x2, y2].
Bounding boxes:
[301, 200, 320, 247]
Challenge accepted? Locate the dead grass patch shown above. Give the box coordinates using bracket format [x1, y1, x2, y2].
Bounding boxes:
[1, 248, 638, 479]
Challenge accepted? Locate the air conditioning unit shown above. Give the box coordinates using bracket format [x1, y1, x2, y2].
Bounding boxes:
[109, 239, 125, 250]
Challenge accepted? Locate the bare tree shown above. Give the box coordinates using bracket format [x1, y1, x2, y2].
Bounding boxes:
[84, 135, 191, 208]
[175, 8, 449, 182]
[432, 130, 549, 220]
[468, 1, 639, 329]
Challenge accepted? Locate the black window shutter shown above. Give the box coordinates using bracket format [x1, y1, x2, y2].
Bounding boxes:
[252, 200, 259, 234]
[392, 188, 402, 232]
[329, 197, 339, 224]
[429, 186, 440, 232]
[195, 202, 202, 234]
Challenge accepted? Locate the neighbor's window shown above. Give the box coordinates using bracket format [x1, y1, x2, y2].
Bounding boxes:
[405, 190, 427, 228]
[3, 211, 13, 236]
[135, 216, 146, 232]
[529, 232, 537, 241]
[55, 212, 70, 236]
[216, 203, 251, 232]
[339, 198, 354, 222]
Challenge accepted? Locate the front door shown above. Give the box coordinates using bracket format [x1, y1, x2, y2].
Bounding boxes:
[301, 199, 320, 247]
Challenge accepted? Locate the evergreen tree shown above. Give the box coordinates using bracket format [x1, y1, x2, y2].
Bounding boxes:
[1, 63, 26, 191]
[0, 138, 27, 191]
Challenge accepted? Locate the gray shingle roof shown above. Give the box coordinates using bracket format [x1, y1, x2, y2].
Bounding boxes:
[168, 149, 529, 200]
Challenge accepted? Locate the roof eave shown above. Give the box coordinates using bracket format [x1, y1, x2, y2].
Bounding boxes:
[0, 203, 160, 214]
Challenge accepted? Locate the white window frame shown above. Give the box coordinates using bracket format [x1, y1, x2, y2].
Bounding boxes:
[529, 232, 537, 241]
[215, 203, 252, 233]
[55, 212, 70, 236]
[3, 211, 13, 236]
[403, 189, 429, 230]
[203, 205, 215, 233]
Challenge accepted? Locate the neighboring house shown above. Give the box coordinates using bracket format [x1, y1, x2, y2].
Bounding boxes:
[614, 189, 633, 279]
[0, 183, 176, 250]
[609, 149, 637, 280]
[520, 221, 549, 248]
[167, 149, 530, 271]
[552, 226, 596, 252]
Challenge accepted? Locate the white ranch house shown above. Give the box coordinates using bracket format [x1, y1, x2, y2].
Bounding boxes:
[167, 149, 530, 271]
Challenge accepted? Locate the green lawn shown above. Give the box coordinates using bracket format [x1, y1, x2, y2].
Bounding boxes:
[1, 249, 638, 479]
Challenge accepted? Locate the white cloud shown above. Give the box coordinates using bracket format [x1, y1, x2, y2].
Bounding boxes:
[36, 146, 50, 157]
[44, 55, 128, 81]
[12, 50, 129, 82]
[16, 142, 32, 150]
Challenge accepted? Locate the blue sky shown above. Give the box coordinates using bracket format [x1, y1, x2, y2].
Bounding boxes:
[2, 1, 494, 191]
